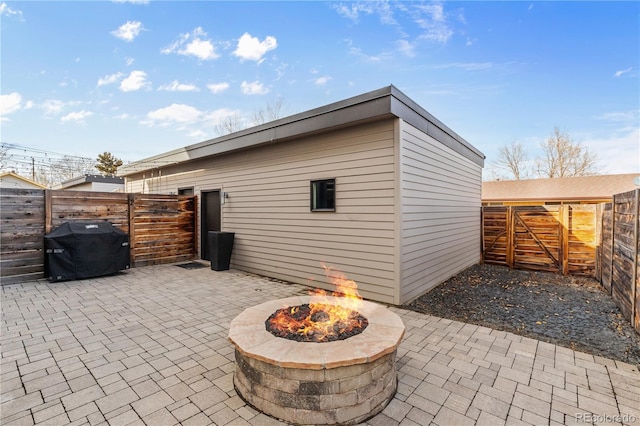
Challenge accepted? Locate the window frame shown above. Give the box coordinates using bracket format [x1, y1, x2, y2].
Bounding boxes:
[310, 178, 336, 212]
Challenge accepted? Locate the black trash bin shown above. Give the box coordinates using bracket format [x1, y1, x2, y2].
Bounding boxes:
[208, 231, 235, 271]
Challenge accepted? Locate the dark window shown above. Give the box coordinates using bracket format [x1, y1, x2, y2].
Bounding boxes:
[310, 179, 335, 211]
[178, 187, 194, 196]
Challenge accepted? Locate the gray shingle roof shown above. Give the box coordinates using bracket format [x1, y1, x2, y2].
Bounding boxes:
[482, 174, 639, 202]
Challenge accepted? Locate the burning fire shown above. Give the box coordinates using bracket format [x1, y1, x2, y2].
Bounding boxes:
[265, 263, 368, 342]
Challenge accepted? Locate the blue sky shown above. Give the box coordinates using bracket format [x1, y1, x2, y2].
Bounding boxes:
[1, 1, 638, 179]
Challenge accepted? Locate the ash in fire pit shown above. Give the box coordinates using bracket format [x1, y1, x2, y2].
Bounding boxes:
[265, 303, 369, 342]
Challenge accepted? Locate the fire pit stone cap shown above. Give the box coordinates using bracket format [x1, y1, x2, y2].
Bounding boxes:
[228, 296, 405, 370]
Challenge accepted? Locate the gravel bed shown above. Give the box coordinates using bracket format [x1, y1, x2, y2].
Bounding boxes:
[403, 264, 640, 367]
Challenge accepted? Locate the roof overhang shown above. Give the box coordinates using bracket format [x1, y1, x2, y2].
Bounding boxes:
[119, 85, 485, 176]
[56, 174, 124, 189]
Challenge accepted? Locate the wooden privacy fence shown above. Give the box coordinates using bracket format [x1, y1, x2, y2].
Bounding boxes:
[599, 189, 639, 334]
[482, 204, 598, 277]
[482, 194, 640, 335]
[1, 188, 196, 285]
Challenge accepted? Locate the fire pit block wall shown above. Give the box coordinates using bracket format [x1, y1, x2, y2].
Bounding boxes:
[234, 349, 397, 425]
[228, 296, 405, 425]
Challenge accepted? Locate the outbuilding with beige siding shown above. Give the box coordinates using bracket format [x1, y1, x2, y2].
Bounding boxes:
[119, 86, 484, 305]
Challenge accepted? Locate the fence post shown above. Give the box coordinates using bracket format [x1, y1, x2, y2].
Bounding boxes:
[480, 207, 485, 265]
[45, 189, 52, 234]
[632, 189, 639, 327]
[507, 206, 514, 269]
[561, 205, 569, 275]
[128, 193, 135, 267]
[610, 199, 615, 296]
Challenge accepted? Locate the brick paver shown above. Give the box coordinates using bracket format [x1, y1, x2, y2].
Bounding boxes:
[2, 264, 639, 425]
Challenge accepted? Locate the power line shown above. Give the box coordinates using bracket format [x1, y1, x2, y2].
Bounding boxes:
[0, 142, 95, 161]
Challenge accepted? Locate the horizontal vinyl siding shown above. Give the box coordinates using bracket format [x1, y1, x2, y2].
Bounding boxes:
[125, 119, 397, 304]
[400, 120, 482, 304]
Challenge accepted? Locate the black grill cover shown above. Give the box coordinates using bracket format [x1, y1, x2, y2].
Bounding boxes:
[45, 221, 130, 282]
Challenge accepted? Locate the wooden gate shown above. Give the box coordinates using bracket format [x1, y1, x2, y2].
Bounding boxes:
[482, 205, 598, 276]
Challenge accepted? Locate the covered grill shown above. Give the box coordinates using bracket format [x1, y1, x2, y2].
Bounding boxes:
[45, 221, 130, 282]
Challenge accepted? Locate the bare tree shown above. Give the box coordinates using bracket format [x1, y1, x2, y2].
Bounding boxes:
[33, 155, 95, 187]
[251, 98, 285, 126]
[535, 127, 599, 178]
[212, 99, 288, 136]
[491, 141, 529, 180]
[0, 144, 11, 171]
[213, 113, 246, 136]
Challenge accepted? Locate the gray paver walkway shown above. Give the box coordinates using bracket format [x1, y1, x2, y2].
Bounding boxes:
[2, 263, 639, 425]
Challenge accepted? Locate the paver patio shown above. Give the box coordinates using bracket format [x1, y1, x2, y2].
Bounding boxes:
[2, 263, 639, 425]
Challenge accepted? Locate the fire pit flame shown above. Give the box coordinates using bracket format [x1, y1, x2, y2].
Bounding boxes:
[265, 263, 368, 342]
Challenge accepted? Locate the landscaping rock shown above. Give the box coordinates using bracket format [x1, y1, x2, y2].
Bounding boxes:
[404, 264, 640, 367]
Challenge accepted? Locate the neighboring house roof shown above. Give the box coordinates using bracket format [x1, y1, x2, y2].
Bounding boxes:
[482, 174, 640, 202]
[0, 172, 46, 189]
[119, 85, 485, 176]
[54, 174, 124, 190]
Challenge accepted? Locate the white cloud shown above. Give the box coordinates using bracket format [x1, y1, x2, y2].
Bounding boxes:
[162, 27, 219, 61]
[0, 92, 23, 120]
[614, 67, 632, 78]
[111, 21, 144, 42]
[125, 57, 135, 66]
[60, 110, 93, 124]
[414, 6, 453, 44]
[114, 113, 130, 120]
[0, 2, 23, 19]
[598, 110, 639, 122]
[158, 80, 199, 92]
[314, 76, 331, 86]
[348, 46, 391, 63]
[396, 39, 416, 57]
[333, 3, 373, 21]
[207, 82, 230, 94]
[240, 80, 269, 95]
[583, 127, 640, 174]
[97, 72, 124, 87]
[119, 70, 150, 92]
[419, 2, 445, 22]
[144, 104, 203, 126]
[41, 99, 65, 116]
[233, 33, 277, 62]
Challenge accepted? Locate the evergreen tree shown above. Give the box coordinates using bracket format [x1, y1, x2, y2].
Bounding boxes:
[95, 152, 123, 176]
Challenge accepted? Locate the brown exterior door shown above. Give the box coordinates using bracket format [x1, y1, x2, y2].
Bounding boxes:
[201, 190, 221, 261]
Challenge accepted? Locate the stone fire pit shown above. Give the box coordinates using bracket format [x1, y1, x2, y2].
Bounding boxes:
[228, 295, 405, 425]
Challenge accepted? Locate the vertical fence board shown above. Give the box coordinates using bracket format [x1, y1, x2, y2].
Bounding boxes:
[0, 188, 46, 285]
[601, 203, 613, 293]
[610, 190, 637, 323]
[633, 189, 639, 332]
